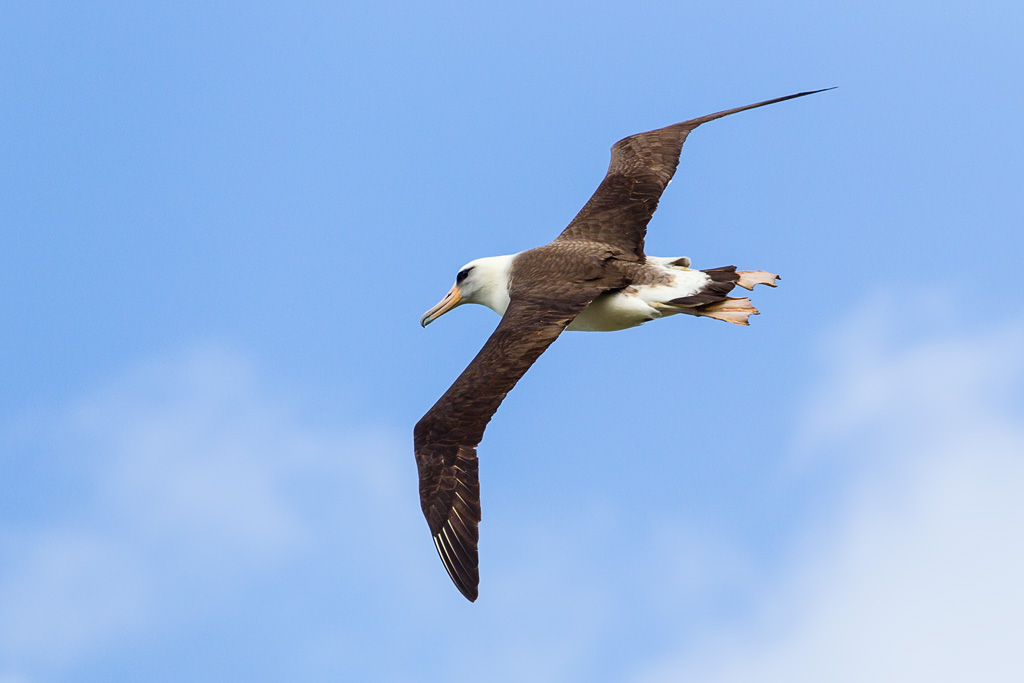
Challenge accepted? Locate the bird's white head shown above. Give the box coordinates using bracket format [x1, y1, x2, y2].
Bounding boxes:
[420, 254, 515, 327]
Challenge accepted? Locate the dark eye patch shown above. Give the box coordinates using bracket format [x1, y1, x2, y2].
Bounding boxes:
[456, 267, 473, 283]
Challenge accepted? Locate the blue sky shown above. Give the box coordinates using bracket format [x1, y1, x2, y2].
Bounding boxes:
[2, 1, 1023, 681]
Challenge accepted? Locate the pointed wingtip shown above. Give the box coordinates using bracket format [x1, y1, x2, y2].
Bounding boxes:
[432, 526, 480, 603]
[799, 86, 838, 96]
[675, 87, 836, 131]
[453, 573, 478, 602]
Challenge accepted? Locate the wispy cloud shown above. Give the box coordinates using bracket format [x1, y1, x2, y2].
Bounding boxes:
[634, 303, 1024, 682]
[0, 346, 412, 679]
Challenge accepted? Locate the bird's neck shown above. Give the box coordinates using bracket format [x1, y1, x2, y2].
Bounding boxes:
[472, 253, 516, 316]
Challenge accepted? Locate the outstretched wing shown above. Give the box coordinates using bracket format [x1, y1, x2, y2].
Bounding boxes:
[414, 295, 591, 601]
[556, 89, 832, 259]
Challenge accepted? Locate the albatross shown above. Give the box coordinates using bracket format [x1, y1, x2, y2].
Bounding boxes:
[415, 88, 830, 601]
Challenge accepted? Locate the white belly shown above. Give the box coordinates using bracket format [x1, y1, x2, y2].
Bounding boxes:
[567, 258, 710, 332]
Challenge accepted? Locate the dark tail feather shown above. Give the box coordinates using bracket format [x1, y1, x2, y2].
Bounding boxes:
[667, 266, 738, 307]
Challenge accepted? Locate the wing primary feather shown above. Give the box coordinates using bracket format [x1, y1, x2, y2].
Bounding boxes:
[435, 530, 468, 580]
[432, 537, 457, 581]
[441, 525, 470, 566]
[658, 88, 835, 134]
[436, 525, 477, 601]
[433, 536, 475, 601]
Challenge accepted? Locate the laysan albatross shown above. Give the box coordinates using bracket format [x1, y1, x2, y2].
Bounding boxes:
[415, 88, 830, 601]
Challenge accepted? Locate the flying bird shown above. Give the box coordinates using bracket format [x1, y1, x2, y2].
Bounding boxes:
[415, 89, 830, 601]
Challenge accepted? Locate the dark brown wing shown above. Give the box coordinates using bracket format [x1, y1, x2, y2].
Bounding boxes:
[556, 88, 833, 259]
[414, 294, 593, 601]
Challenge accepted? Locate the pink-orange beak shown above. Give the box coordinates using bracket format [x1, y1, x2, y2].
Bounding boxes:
[420, 285, 461, 327]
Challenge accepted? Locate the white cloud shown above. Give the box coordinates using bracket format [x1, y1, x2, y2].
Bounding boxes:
[0, 345, 411, 678]
[634, 305, 1024, 683]
[0, 531, 150, 666]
